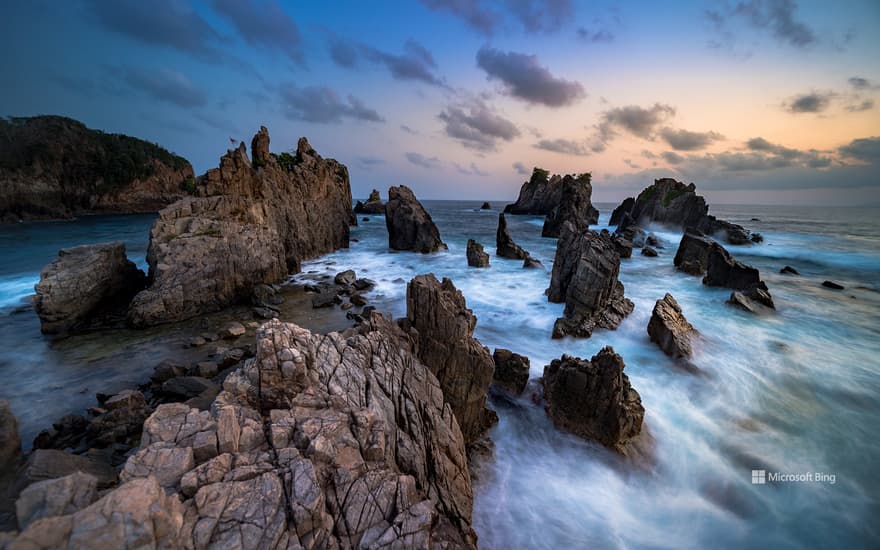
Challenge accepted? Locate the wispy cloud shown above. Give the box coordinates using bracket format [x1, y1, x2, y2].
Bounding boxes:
[476, 46, 585, 107]
[279, 84, 384, 123]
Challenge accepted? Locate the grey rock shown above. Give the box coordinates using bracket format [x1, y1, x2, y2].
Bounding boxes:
[822, 280, 844, 290]
[466, 239, 490, 267]
[161, 376, 217, 400]
[385, 185, 445, 253]
[647, 294, 695, 358]
[674, 232, 715, 275]
[151, 359, 187, 384]
[780, 265, 800, 275]
[334, 269, 357, 286]
[0, 400, 21, 470]
[496, 213, 531, 260]
[354, 189, 385, 214]
[21, 449, 117, 488]
[541, 173, 599, 237]
[15, 471, 99, 530]
[221, 321, 246, 339]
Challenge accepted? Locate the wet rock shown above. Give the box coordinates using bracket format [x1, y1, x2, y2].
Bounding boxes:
[251, 283, 282, 307]
[15, 471, 99, 530]
[542, 347, 644, 453]
[496, 213, 532, 260]
[220, 321, 246, 339]
[161, 376, 217, 400]
[646, 235, 660, 247]
[21, 449, 117, 488]
[32, 414, 88, 451]
[822, 280, 844, 290]
[780, 265, 800, 275]
[252, 306, 276, 319]
[674, 232, 715, 275]
[505, 169, 598, 223]
[703, 246, 762, 290]
[647, 294, 695, 358]
[187, 335, 207, 347]
[151, 359, 187, 384]
[334, 269, 357, 286]
[404, 275, 496, 445]
[480, 201, 491, 209]
[34, 242, 145, 334]
[492, 349, 530, 396]
[354, 189, 385, 214]
[353, 278, 375, 291]
[548, 223, 634, 339]
[728, 288, 775, 313]
[0, 400, 21, 469]
[467, 239, 490, 267]
[522, 255, 544, 269]
[194, 361, 219, 378]
[128, 128, 353, 326]
[104, 389, 146, 411]
[750, 232, 764, 243]
[609, 197, 635, 226]
[349, 293, 368, 307]
[311, 290, 341, 308]
[385, 185, 445, 253]
[641, 246, 658, 257]
[541, 173, 600, 237]
[611, 233, 633, 258]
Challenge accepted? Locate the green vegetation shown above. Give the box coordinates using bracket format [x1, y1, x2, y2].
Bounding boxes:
[184, 176, 197, 195]
[274, 151, 297, 172]
[530, 167, 550, 185]
[638, 185, 657, 202]
[662, 188, 687, 207]
[575, 172, 592, 182]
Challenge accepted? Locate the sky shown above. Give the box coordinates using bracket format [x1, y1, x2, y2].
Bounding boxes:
[1, 0, 879, 205]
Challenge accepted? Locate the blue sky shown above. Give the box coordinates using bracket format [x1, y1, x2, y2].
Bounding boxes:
[1, 0, 879, 204]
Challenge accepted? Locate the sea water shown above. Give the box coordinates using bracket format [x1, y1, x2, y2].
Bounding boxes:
[0, 203, 878, 548]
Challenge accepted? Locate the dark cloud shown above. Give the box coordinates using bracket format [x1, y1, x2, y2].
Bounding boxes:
[111, 67, 208, 108]
[437, 98, 520, 151]
[786, 92, 833, 113]
[839, 137, 880, 163]
[331, 38, 446, 87]
[660, 128, 723, 151]
[328, 37, 359, 68]
[732, 0, 816, 47]
[594, 103, 676, 148]
[405, 152, 440, 168]
[280, 85, 384, 123]
[746, 137, 800, 158]
[455, 162, 489, 176]
[677, 137, 833, 174]
[512, 161, 529, 175]
[576, 27, 614, 42]
[847, 99, 875, 112]
[504, 0, 574, 33]
[400, 125, 419, 135]
[848, 76, 872, 90]
[476, 46, 585, 107]
[357, 157, 386, 168]
[661, 151, 685, 165]
[534, 138, 588, 156]
[211, 0, 302, 63]
[419, 0, 497, 35]
[419, 0, 573, 35]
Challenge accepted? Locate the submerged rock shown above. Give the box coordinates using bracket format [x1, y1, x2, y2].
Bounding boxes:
[542, 347, 644, 453]
[353, 188, 385, 214]
[492, 349, 530, 396]
[385, 185, 446, 253]
[541, 173, 600, 237]
[128, 128, 352, 326]
[34, 242, 145, 334]
[647, 294, 695, 358]
[548, 223, 634, 339]
[466, 239, 490, 267]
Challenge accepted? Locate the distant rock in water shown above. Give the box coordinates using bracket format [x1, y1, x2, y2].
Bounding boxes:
[548, 222, 634, 339]
[541, 173, 600, 237]
[35, 242, 145, 334]
[0, 115, 193, 223]
[542, 347, 644, 453]
[780, 265, 800, 275]
[466, 239, 490, 267]
[647, 294, 695, 358]
[496, 213, 531, 261]
[822, 280, 844, 290]
[480, 201, 491, 210]
[641, 246, 658, 257]
[611, 178, 753, 245]
[128, 126, 353, 327]
[385, 185, 446, 253]
[353, 188, 385, 214]
[492, 349, 530, 396]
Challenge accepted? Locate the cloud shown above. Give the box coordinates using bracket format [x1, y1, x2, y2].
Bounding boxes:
[839, 137, 880, 163]
[280, 85, 384, 123]
[661, 151, 685, 165]
[847, 99, 875, 112]
[419, 0, 573, 35]
[405, 152, 440, 168]
[357, 157, 386, 168]
[594, 103, 676, 148]
[476, 46, 585, 107]
[785, 91, 833, 113]
[723, 0, 816, 48]
[331, 39, 446, 87]
[534, 138, 588, 156]
[848, 76, 872, 90]
[673, 137, 834, 175]
[576, 27, 614, 42]
[746, 137, 801, 158]
[111, 67, 207, 108]
[400, 125, 419, 135]
[504, 0, 574, 33]
[419, 0, 497, 35]
[211, 0, 302, 63]
[659, 128, 723, 151]
[512, 161, 529, 175]
[437, 98, 520, 151]
[329, 37, 359, 68]
[455, 162, 489, 176]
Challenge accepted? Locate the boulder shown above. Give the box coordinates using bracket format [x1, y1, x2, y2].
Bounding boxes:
[496, 213, 531, 260]
[641, 246, 658, 257]
[703, 246, 762, 290]
[128, 128, 352, 326]
[780, 265, 800, 275]
[221, 321, 246, 339]
[32, 414, 88, 451]
[385, 185, 446, 253]
[354, 189, 385, 214]
[161, 376, 217, 400]
[15, 471, 99, 529]
[20, 449, 117, 488]
[151, 359, 187, 384]
[334, 269, 357, 286]
[728, 287, 775, 313]
[0, 400, 21, 470]
[522, 255, 543, 269]
[542, 347, 644, 453]
[674, 232, 715, 275]
[480, 201, 491, 210]
[404, 275, 496, 445]
[492, 349, 530, 396]
[311, 290, 341, 308]
[548, 223, 634, 339]
[466, 239, 490, 268]
[611, 233, 633, 259]
[34, 242, 145, 334]
[541, 173, 600, 237]
[647, 294, 695, 358]
[822, 280, 844, 290]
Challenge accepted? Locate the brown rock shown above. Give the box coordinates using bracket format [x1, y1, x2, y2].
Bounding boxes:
[492, 349, 530, 396]
[541, 173, 599, 237]
[354, 189, 385, 214]
[641, 246, 658, 257]
[647, 294, 695, 358]
[385, 185, 445, 253]
[15, 471, 99, 530]
[466, 239, 490, 267]
[0, 399, 21, 470]
[496, 213, 531, 260]
[674, 232, 715, 275]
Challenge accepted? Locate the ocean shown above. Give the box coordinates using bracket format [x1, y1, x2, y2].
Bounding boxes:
[0, 202, 878, 548]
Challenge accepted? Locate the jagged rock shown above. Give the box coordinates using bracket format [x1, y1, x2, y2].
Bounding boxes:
[161, 376, 217, 400]
[221, 322, 246, 339]
[194, 361, 219, 378]
[728, 287, 775, 313]
[15, 471, 99, 529]
[466, 239, 490, 267]
[251, 283, 282, 307]
[647, 294, 695, 358]
[353, 278, 375, 291]
[609, 197, 635, 226]
[85, 397, 151, 448]
[480, 201, 491, 210]
[541, 173, 600, 237]
[127, 128, 352, 326]
[104, 390, 146, 411]
[522, 255, 543, 269]
[822, 280, 844, 290]
[251, 125, 270, 165]
[542, 347, 644, 453]
[311, 290, 341, 308]
[780, 265, 800, 275]
[492, 349, 530, 396]
[496, 213, 531, 260]
[32, 414, 87, 451]
[0, 400, 21, 470]
[548, 223, 634, 339]
[404, 275, 496, 445]
[0, 115, 193, 223]
[750, 232, 764, 243]
[334, 269, 357, 286]
[349, 293, 368, 307]
[504, 168, 597, 222]
[120, 442, 195, 488]
[674, 232, 715, 275]
[385, 185, 445, 253]
[20, 449, 117, 488]
[151, 359, 187, 384]
[611, 233, 633, 258]
[641, 246, 658, 257]
[34, 242, 145, 334]
[703, 246, 762, 290]
[354, 189, 385, 214]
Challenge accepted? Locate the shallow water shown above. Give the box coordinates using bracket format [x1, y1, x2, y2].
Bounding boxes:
[1, 203, 879, 548]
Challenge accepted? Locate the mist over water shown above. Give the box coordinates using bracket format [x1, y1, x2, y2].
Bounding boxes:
[0, 203, 878, 548]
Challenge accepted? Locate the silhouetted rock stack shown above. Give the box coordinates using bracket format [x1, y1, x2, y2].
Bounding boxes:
[354, 188, 385, 214]
[34, 242, 145, 334]
[496, 213, 540, 267]
[647, 294, 696, 358]
[385, 185, 446, 253]
[480, 201, 491, 210]
[674, 232, 715, 275]
[548, 223, 634, 339]
[127, 127, 353, 327]
[541, 173, 600, 237]
[542, 347, 644, 453]
[466, 239, 490, 267]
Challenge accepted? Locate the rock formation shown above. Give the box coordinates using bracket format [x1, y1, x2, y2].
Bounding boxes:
[548, 223, 634, 339]
[480, 201, 491, 210]
[496, 213, 536, 265]
[611, 178, 752, 245]
[3, 317, 479, 548]
[466, 239, 490, 267]
[385, 185, 446, 253]
[702, 244, 775, 310]
[541, 173, 600, 237]
[674, 232, 715, 275]
[492, 349, 530, 396]
[403, 275, 496, 444]
[647, 294, 696, 358]
[128, 127, 352, 326]
[353, 189, 385, 214]
[542, 347, 644, 453]
[34, 242, 145, 334]
[0, 400, 21, 471]
[0, 116, 193, 223]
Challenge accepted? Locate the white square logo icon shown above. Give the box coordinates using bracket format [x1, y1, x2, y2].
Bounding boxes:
[751, 470, 766, 484]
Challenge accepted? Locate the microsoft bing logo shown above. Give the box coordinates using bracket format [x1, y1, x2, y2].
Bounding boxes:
[751, 470, 766, 484]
